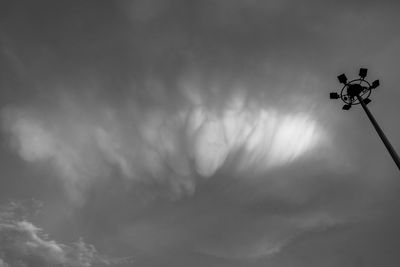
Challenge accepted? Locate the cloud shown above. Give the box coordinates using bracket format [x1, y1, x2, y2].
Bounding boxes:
[0, 221, 65, 264]
[0, 202, 133, 267]
[0, 259, 8, 267]
[0, 0, 341, 204]
[2, 2, 399, 266]
[195, 211, 340, 259]
[1, 86, 327, 203]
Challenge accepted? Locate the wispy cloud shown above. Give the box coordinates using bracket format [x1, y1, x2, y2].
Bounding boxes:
[1, 1, 399, 266]
[1, 86, 326, 203]
[0, 201, 133, 267]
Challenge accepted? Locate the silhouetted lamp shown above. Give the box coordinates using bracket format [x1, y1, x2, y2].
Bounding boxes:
[363, 98, 371, 105]
[342, 104, 351, 110]
[329, 68, 400, 171]
[337, 73, 347, 84]
[330, 92, 340, 99]
[371, 79, 380, 89]
[359, 68, 368, 79]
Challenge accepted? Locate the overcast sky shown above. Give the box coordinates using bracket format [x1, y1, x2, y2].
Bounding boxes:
[1, 1, 400, 266]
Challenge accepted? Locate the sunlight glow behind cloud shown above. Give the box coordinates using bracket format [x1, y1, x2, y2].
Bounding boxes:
[1, 92, 324, 202]
[190, 106, 321, 176]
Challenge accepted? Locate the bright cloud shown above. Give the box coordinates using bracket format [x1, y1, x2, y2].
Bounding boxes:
[1, 91, 325, 202]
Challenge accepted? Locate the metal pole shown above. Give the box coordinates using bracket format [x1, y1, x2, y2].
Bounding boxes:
[356, 94, 400, 170]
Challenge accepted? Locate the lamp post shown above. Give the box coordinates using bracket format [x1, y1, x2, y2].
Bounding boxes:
[330, 68, 400, 171]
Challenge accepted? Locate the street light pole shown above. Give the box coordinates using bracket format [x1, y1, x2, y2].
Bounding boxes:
[356, 94, 400, 170]
[330, 68, 400, 171]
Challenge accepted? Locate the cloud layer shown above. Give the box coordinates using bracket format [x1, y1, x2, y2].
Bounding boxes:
[0, 201, 133, 267]
[1, 1, 400, 266]
[1, 86, 326, 203]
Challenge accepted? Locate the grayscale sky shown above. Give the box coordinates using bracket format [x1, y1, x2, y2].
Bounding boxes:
[1, 1, 400, 266]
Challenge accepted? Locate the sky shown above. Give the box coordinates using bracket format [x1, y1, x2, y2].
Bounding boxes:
[1, 0, 400, 266]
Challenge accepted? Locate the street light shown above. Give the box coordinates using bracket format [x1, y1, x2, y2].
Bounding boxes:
[330, 68, 400, 171]
[330, 92, 340, 99]
[371, 79, 380, 89]
[337, 73, 348, 84]
[342, 104, 351, 110]
[359, 68, 368, 79]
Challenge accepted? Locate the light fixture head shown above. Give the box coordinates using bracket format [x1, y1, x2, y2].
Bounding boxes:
[363, 98, 371, 105]
[342, 104, 352, 110]
[330, 92, 340, 99]
[348, 84, 363, 97]
[359, 68, 368, 79]
[337, 73, 348, 84]
[371, 79, 380, 89]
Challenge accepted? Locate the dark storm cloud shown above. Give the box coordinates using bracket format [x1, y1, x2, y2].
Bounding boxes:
[1, 0, 400, 266]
